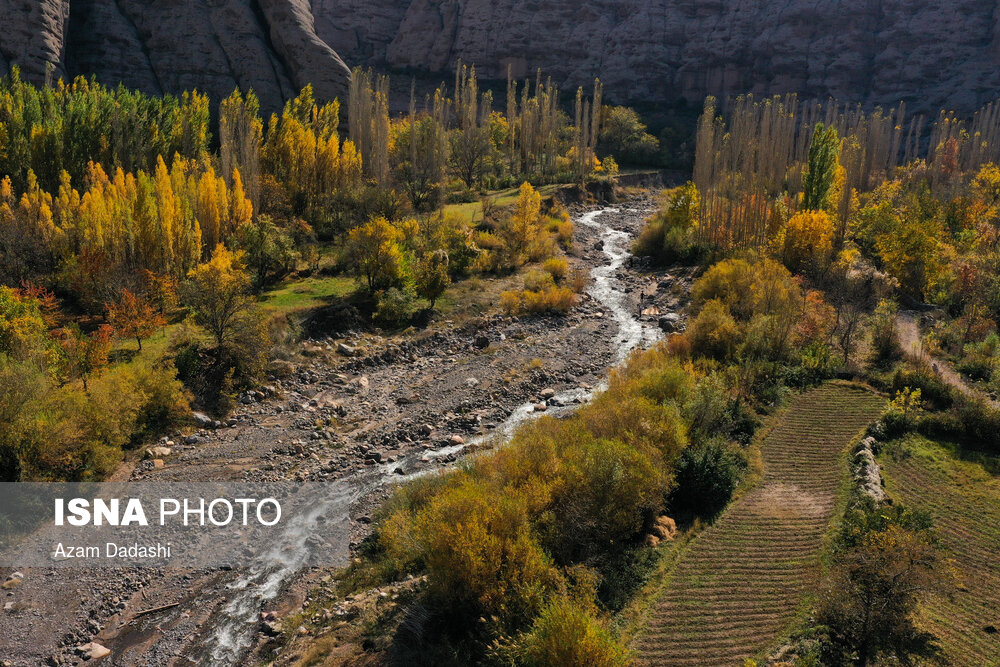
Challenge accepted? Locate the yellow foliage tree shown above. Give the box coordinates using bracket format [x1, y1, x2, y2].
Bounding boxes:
[345, 217, 408, 295]
[776, 209, 835, 274]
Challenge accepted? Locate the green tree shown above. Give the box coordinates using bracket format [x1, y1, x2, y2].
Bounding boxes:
[233, 214, 296, 290]
[345, 217, 409, 295]
[802, 122, 840, 211]
[415, 249, 451, 308]
[598, 106, 659, 165]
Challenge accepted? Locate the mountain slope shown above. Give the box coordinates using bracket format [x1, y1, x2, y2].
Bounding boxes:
[2, 1, 999, 116]
[0, 0, 351, 114]
[316, 0, 1000, 114]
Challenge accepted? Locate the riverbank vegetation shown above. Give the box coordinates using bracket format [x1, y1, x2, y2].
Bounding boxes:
[292, 91, 1000, 665]
[0, 63, 661, 481]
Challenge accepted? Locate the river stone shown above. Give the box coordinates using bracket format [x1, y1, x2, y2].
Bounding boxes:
[192, 411, 213, 427]
[658, 314, 681, 332]
[77, 642, 111, 660]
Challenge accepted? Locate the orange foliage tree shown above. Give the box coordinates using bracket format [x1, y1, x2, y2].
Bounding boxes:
[105, 289, 166, 351]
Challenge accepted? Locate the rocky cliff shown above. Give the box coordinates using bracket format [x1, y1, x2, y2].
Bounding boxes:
[315, 0, 1000, 114]
[0, 0, 351, 114]
[1, 0, 999, 115]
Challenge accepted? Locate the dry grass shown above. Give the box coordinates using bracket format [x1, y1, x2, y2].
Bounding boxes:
[881, 435, 1000, 665]
[634, 384, 884, 666]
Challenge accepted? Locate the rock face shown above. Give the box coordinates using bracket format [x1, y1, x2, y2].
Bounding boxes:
[315, 0, 1000, 114]
[2, 1, 999, 115]
[1, 0, 351, 114]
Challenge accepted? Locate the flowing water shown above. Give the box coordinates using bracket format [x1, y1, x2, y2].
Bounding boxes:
[410, 206, 663, 467]
[200, 206, 663, 664]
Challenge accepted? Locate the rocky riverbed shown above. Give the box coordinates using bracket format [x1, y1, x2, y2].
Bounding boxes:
[0, 200, 694, 666]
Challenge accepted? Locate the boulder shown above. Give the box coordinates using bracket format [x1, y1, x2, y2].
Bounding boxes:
[337, 343, 357, 357]
[77, 642, 111, 660]
[473, 335, 490, 349]
[658, 313, 681, 333]
[145, 446, 172, 459]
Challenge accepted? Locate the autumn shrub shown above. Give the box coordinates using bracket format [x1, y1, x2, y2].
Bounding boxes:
[569, 268, 589, 293]
[502, 285, 579, 316]
[633, 182, 704, 264]
[515, 596, 630, 667]
[525, 287, 579, 313]
[692, 257, 800, 322]
[543, 437, 668, 563]
[687, 299, 741, 360]
[581, 390, 688, 460]
[691, 259, 757, 316]
[524, 269, 556, 293]
[408, 480, 560, 632]
[499, 290, 525, 315]
[775, 209, 835, 274]
[542, 257, 570, 283]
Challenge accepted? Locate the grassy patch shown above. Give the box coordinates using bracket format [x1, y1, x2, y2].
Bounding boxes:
[442, 184, 564, 225]
[259, 275, 359, 314]
[881, 433, 1000, 665]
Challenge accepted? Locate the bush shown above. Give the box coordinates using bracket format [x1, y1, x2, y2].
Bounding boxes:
[687, 299, 741, 360]
[502, 286, 579, 316]
[11, 357, 191, 481]
[957, 333, 999, 380]
[544, 437, 668, 563]
[775, 209, 834, 274]
[633, 183, 704, 264]
[918, 397, 1000, 453]
[543, 257, 570, 283]
[888, 365, 954, 410]
[524, 269, 556, 293]
[869, 299, 901, 366]
[516, 596, 630, 667]
[670, 439, 747, 520]
[375, 288, 416, 326]
[406, 481, 560, 631]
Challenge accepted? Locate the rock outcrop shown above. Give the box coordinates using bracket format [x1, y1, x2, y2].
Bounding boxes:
[316, 0, 1000, 114]
[1, 0, 351, 114]
[2, 1, 999, 115]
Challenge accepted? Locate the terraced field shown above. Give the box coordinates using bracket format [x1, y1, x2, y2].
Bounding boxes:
[635, 383, 884, 666]
[882, 436, 1000, 665]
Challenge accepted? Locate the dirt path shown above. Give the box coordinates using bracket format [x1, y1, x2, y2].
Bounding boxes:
[0, 200, 686, 667]
[635, 384, 884, 666]
[896, 311, 998, 406]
